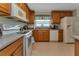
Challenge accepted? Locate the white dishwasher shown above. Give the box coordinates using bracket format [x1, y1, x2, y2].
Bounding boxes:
[50, 30, 58, 42]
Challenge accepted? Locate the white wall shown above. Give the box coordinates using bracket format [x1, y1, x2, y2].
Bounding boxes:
[72, 9, 79, 35]
[72, 17, 79, 35]
[73, 9, 79, 17]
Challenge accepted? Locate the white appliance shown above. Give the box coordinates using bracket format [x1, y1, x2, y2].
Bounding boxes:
[23, 30, 35, 56]
[50, 30, 58, 41]
[0, 3, 27, 22]
[60, 17, 75, 43]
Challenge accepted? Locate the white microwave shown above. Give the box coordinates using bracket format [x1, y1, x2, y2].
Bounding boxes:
[0, 4, 28, 22]
[11, 4, 27, 22]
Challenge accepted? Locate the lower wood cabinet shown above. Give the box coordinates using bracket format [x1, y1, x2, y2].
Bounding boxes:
[33, 29, 63, 42]
[0, 37, 23, 56]
[12, 45, 23, 56]
[33, 29, 50, 42]
[58, 30, 63, 42]
[75, 39, 79, 56]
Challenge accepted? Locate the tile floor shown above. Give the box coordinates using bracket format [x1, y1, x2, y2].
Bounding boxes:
[31, 42, 74, 56]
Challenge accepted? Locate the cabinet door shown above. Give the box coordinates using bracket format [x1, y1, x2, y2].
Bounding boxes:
[52, 13, 60, 24]
[33, 30, 43, 42]
[33, 30, 39, 42]
[26, 5, 30, 20]
[75, 39, 79, 56]
[38, 30, 44, 42]
[33, 30, 49, 42]
[12, 45, 23, 56]
[29, 11, 35, 24]
[58, 30, 63, 42]
[43, 30, 50, 42]
[0, 3, 11, 15]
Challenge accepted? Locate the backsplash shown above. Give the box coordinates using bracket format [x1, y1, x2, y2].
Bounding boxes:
[0, 17, 27, 35]
[0, 17, 27, 30]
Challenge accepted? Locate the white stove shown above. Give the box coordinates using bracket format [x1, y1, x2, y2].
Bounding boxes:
[23, 30, 35, 56]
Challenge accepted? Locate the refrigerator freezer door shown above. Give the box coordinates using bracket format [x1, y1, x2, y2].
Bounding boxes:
[62, 17, 75, 43]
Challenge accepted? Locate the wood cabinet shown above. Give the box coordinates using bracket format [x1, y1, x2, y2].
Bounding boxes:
[28, 10, 35, 24]
[0, 3, 11, 15]
[12, 45, 23, 56]
[33, 29, 50, 42]
[52, 12, 60, 24]
[58, 30, 63, 42]
[75, 39, 79, 56]
[51, 11, 73, 24]
[0, 37, 23, 56]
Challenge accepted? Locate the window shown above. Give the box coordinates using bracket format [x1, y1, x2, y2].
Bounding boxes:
[34, 15, 51, 28]
[35, 15, 51, 20]
[34, 20, 51, 28]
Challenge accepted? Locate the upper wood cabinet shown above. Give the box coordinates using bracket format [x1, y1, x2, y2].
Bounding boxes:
[33, 29, 50, 42]
[0, 3, 11, 16]
[51, 11, 73, 24]
[52, 12, 60, 24]
[28, 10, 35, 24]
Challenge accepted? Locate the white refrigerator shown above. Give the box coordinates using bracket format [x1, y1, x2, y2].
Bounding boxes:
[60, 17, 78, 43]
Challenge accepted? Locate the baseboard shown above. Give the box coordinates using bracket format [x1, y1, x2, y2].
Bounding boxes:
[65, 42, 74, 44]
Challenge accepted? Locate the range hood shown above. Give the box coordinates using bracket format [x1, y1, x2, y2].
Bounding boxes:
[0, 4, 28, 22]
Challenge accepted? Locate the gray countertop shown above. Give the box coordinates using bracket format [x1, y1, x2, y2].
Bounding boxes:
[0, 33, 24, 50]
[73, 35, 79, 40]
[33, 28, 60, 30]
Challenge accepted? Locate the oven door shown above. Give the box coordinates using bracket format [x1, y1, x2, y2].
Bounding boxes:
[28, 36, 32, 48]
[23, 35, 32, 56]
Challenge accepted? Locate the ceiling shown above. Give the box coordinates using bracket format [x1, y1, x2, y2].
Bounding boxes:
[27, 3, 79, 13]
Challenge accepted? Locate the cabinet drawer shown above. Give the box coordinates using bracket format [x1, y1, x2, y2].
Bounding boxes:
[0, 37, 23, 56]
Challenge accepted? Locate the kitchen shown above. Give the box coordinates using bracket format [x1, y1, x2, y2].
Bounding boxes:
[0, 3, 79, 56]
